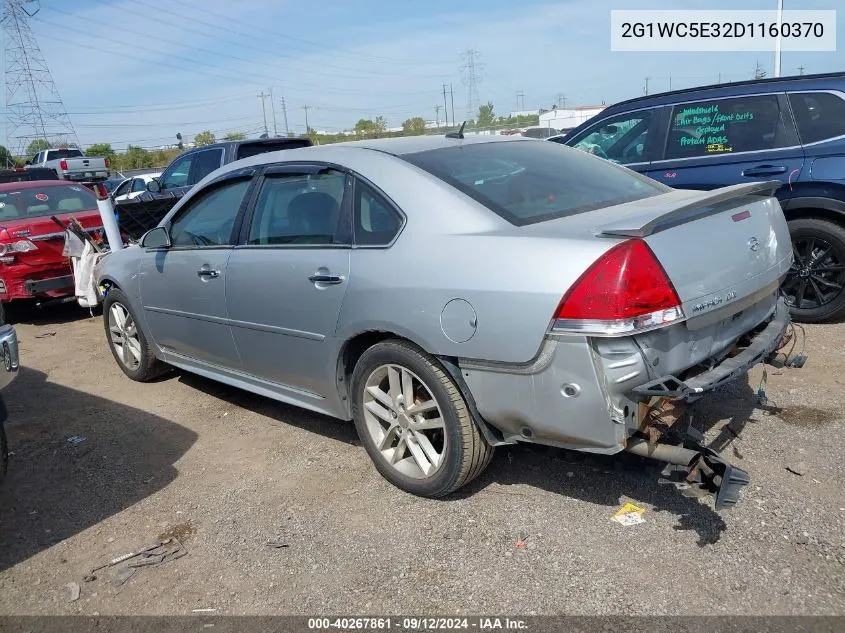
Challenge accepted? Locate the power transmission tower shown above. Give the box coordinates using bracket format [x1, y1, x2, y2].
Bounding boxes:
[3, 0, 79, 160]
[516, 91, 525, 112]
[459, 48, 483, 122]
[556, 93, 567, 108]
[280, 96, 290, 136]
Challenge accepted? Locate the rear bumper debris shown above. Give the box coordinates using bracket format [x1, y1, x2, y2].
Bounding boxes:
[632, 297, 798, 403]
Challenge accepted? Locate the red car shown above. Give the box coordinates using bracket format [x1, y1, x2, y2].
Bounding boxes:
[0, 181, 104, 318]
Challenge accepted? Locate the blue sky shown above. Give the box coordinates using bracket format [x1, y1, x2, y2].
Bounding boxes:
[6, 0, 843, 149]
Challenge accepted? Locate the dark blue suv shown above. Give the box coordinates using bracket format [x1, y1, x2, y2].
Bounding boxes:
[551, 72, 845, 323]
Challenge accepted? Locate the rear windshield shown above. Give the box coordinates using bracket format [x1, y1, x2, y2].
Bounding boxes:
[402, 140, 669, 226]
[46, 149, 84, 160]
[236, 139, 312, 161]
[0, 185, 98, 220]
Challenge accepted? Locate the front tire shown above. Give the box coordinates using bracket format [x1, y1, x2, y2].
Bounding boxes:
[351, 339, 494, 497]
[103, 288, 166, 381]
[783, 217, 845, 323]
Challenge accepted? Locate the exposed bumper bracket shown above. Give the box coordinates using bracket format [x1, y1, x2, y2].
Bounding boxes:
[24, 275, 74, 295]
[632, 298, 794, 403]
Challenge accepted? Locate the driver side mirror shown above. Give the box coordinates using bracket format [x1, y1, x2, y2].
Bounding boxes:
[146, 179, 161, 193]
[141, 226, 171, 249]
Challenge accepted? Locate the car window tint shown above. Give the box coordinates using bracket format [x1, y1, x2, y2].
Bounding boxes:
[191, 148, 224, 185]
[169, 178, 250, 247]
[113, 180, 131, 197]
[788, 92, 845, 145]
[665, 95, 792, 159]
[354, 180, 401, 246]
[248, 169, 346, 245]
[403, 140, 669, 226]
[571, 112, 653, 164]
[161, 154, 193, 189]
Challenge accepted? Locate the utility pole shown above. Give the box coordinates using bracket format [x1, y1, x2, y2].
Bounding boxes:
[280, 96, 290, 136]
[434, 104, 441, 128]
[258, 90, 269, 135]
[268, 87, 278, 136]
[449, 83, 455, 126]
[302, 104, 312, 133]
[798, 65, 805, 75]
[442, 83, 449, 127]
[669, 76, 672, 90]
[774, 0, 784, 78]
[460, 49, 483, 122]
[643, 76, 650, 95]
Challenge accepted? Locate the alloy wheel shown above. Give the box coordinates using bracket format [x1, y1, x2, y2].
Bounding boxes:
[362, 364, 447, 479]
[108, 302, 142, 371]
[783, 237, 845, 310]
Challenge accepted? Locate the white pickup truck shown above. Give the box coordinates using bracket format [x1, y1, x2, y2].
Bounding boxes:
[25, 148, 110, 183]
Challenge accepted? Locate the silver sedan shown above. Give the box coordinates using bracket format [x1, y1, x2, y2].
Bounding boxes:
[96, 134, 800, 508]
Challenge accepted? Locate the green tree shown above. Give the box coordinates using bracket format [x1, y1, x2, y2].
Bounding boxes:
[85, 143, 114, 157]
[223, 131, 247, 141]
[0, 145, 13, 168]
[402, 117, 427, 136]
[374, 116, 387, 137]
[26, 139, 52, 158]
[354, 118, 376, 138]
[123, 145, 153, 169]
[194, 130, 216, 146]
[477, 101, 495, 128]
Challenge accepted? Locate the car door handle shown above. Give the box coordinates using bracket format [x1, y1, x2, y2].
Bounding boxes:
[308, 273, 345, 285]
[742, 165, 787, 177]
[197, 268, 220, 279]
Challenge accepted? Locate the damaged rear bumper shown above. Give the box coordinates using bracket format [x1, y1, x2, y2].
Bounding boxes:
[632, 297, 794, 403]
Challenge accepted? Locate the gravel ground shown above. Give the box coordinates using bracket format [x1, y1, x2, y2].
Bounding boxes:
[0, 305, 842, 616]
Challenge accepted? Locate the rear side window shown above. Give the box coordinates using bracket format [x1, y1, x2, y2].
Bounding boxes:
[0, 185, 98, 220]
[46, 149, 83, 160]
[788, 92, 845, 145]
[665, 94, 793, 159]
[191, 148, 224, 184]
[403, 140, 669, 226]
[354, 180, 402, 246]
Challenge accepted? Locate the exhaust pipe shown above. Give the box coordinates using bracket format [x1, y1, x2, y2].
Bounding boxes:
[624, 435, 750, 510]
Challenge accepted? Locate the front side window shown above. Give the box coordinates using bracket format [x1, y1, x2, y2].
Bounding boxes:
[571, 111, 653, 164]
[161, 154, 193, 190]
[403, 140, 668, 226]
[169, 178, 251, 247]
[354, 180, 402, 246]
[665, 94, 792, 159]
[191, 148, 224, 185]
[247, 169, 347, 245]
[788, 92, 845, 145]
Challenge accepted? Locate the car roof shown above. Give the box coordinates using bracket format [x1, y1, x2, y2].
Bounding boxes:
[600, 71, 845, 113]
[313, 133, 532, 156]
[0, 180, 90, 191]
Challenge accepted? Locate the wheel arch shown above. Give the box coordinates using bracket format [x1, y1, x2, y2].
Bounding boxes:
[781, 196, 845, 225]
[335, 329, 509, 446]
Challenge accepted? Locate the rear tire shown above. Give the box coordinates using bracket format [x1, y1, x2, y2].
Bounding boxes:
[351, 339, 494, 497]
[783, 217, 845, 323]
[102, 288, 166, 381]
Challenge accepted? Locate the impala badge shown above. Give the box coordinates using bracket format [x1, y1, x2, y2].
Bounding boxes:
[748, 237, 760, 252]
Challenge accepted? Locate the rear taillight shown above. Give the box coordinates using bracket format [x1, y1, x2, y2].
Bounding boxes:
[0, 240, 38, 256]
[552, 239, 684, 336]
[59, 159, 68, 171]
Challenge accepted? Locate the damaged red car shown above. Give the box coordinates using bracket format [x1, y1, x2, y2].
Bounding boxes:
[0, 181, 104, 320]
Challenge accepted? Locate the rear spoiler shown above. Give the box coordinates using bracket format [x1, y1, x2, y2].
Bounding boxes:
[595, 180, 782, 239]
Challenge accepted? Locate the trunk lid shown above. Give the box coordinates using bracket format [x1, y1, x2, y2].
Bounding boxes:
[589, 182, 792, 319]
[0, 209, 103, 266]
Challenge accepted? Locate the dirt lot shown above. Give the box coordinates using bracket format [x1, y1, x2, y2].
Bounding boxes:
[0, 305, 843, 615]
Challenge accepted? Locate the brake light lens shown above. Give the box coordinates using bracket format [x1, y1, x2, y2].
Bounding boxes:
[60, 159, 68, 171]
[0, 239, 38, 256]
[552, 239, 684, 336]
